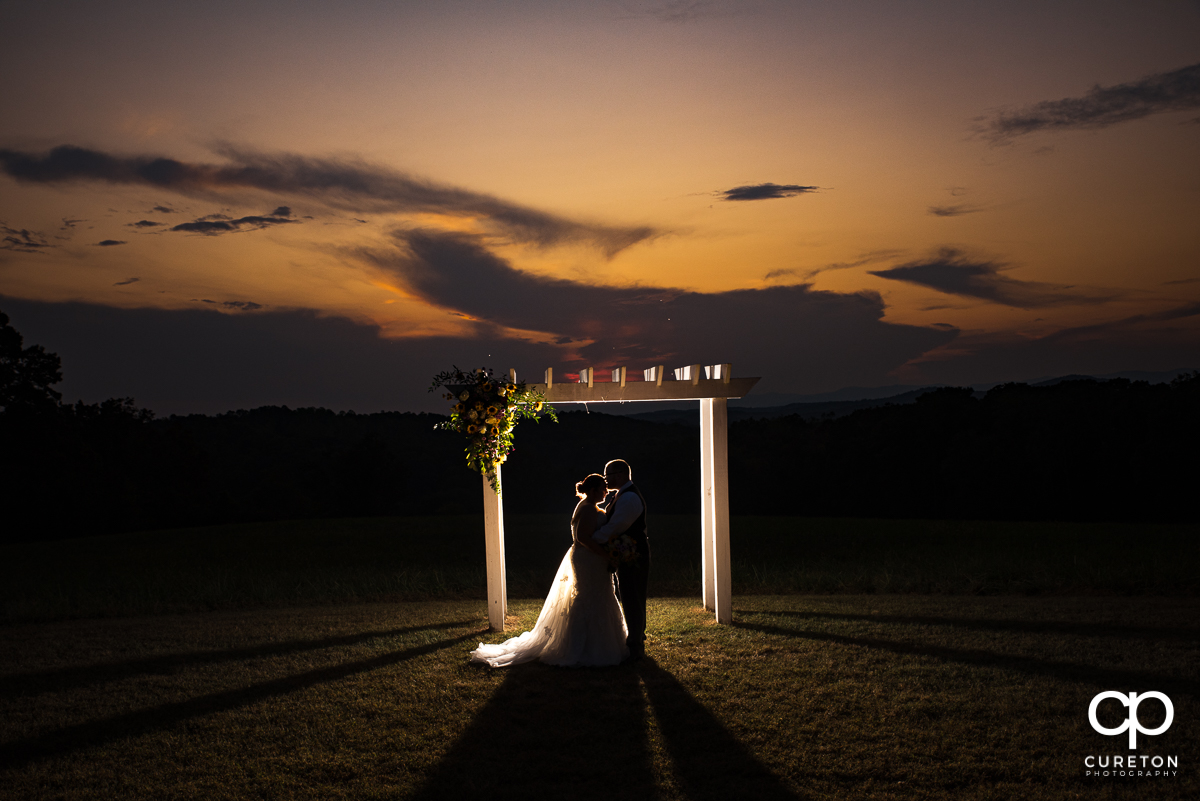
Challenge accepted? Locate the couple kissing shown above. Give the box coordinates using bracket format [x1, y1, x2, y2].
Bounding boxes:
[470, 459, 649, 668]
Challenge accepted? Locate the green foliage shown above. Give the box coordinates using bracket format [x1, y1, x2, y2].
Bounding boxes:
[0, 308, 63, 413]
[429, 366, 557, 492]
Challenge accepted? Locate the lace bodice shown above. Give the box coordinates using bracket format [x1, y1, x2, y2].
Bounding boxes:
[572, 508, 607, 545]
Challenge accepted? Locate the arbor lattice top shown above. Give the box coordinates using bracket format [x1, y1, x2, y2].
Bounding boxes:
[530, 364, 760, 403]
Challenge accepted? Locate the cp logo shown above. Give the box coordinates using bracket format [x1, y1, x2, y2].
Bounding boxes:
[1089, 691, 1174, 749]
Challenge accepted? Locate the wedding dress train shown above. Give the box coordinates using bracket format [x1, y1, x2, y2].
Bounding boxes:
[470, 515, 629, 668]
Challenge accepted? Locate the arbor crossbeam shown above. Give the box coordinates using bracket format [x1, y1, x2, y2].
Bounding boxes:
[528, 377, 759, 404]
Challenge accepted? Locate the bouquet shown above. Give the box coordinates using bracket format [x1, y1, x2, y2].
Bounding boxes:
[429, 366, 556, 494]
[604, 533, 639, 568]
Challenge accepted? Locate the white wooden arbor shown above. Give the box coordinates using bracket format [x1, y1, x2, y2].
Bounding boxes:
[480, 364, 760, 631]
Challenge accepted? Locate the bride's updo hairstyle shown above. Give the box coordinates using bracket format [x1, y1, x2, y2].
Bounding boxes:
[575, 473, 606, 498]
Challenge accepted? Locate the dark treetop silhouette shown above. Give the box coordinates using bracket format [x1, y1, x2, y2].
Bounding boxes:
[1, 310, 63, 414]
[2, 308, 1197, 544]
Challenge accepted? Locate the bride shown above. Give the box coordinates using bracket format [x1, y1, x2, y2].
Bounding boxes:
[470, 474, 630, 668]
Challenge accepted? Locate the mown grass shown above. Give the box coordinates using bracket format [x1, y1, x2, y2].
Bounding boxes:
[3, 515, 1197, 622]
[1, 596, 1196, 799]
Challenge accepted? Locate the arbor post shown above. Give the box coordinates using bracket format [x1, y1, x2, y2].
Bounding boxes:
[700, 399, 716, 611]
[700, 397, 732, 622]
[482, 467, 507, 631]
[711, 397, 732, 624]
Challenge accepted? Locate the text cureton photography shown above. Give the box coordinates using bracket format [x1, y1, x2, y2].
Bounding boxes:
[1084, 754, 1178, 778]
[1085, 690, 1180, 778]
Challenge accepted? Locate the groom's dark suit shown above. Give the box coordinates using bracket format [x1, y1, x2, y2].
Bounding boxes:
[604, 482, 650, 659]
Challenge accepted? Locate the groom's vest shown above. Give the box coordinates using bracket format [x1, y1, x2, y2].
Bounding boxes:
[615, 483, 648, 549]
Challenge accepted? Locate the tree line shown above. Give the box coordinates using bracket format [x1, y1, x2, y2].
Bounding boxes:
[2, 310, 1196, 543]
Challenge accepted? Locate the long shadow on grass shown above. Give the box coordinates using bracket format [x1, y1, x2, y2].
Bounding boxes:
[735, 608, 1200, 642]
[733, 619, 1200, 697]
[0, 619, 477, 700]
[411, 661, 656, 801]
[0, 629, 480, 769]
[636, 658, 804, 800]
[411, 658, 802, 801]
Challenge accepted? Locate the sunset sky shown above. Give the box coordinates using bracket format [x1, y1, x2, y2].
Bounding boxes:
[2, 0, 1198, 413]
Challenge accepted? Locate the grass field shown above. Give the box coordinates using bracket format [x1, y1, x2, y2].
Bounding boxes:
[2, 515, 1197, 622]
[1, 516, 1197, 798]
[1, 595, 1196, 799]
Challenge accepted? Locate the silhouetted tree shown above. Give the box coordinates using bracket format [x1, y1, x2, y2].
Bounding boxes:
[729, 376, 1199, 522]
[0, 310, 62, 413]
[2, 301, 1195, 543]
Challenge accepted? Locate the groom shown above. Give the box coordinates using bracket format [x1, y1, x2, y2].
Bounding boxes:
[592, 459, 650, 661]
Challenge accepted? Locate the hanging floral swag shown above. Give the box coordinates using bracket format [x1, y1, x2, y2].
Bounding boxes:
[429, 366, 557, 493]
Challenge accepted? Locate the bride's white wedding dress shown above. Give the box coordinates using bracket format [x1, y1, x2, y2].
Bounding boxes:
[470, 511, 629, 668]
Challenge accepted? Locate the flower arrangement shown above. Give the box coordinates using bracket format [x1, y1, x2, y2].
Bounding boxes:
[605, 533, 639, 566]
[429, 366, 557, 493]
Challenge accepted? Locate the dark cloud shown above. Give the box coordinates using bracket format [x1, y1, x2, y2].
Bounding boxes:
[765, 250, 905, 282]
[763, 268, 801, 281]
[113, 277, 139, 286]
[96, 239, 127, 246]
[170, 207, 297, 236]
[356, 229, 953, 386]
[152, 205, 178, 213]
[869, 248, 1122, 309]
[720, 183, 818, 201]
[0, 144, 658, 256]
[0, 295, 563, 415]
[1, 223, 51, 253]
[898, 303, 1200, 387]
[190, 298, 263, 310]
[4, 288, 1192, 417]
[927, 204, 983, 217]
[980, 61, 1200, 142]
[128, 220, 163, 228]
[1163, 277, 1200, 285]
[61, 218, 84, 229]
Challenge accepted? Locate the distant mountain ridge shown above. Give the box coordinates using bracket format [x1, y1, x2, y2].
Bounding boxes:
[612, 367, 1198, 425]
